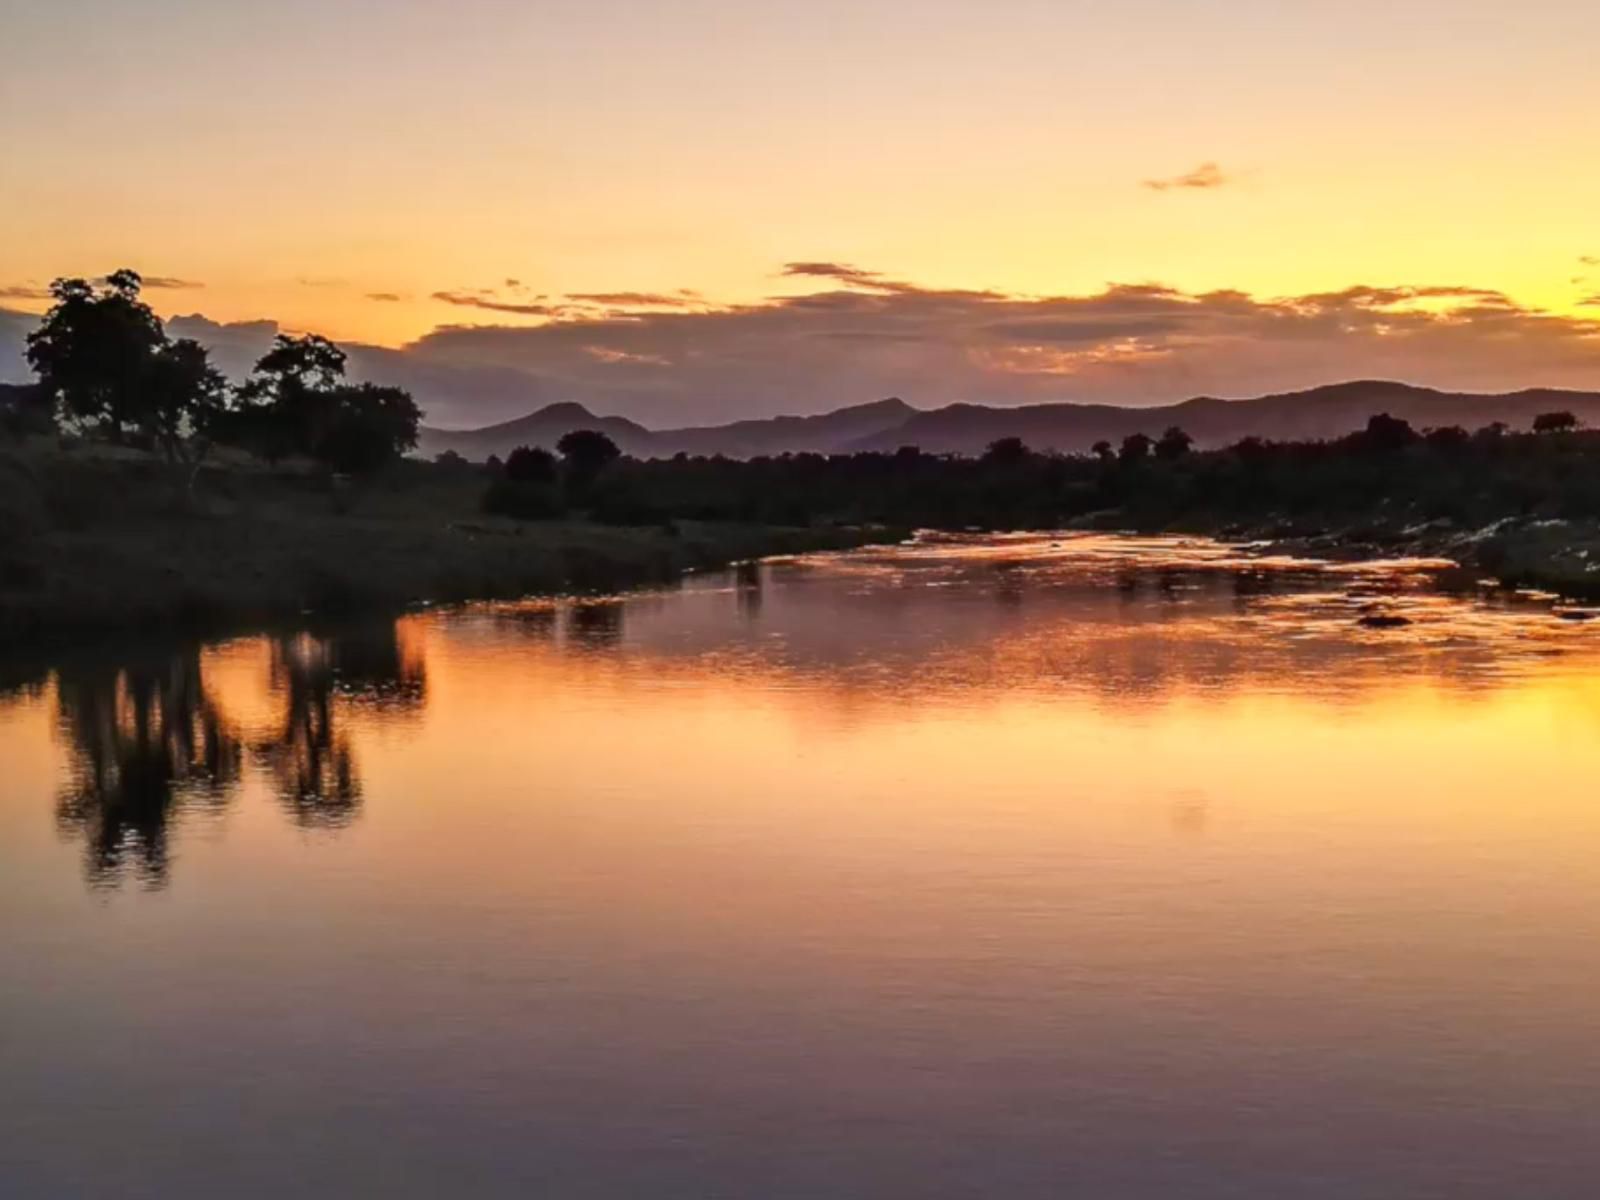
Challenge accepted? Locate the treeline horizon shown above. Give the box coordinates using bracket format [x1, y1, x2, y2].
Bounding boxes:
[6, 267, 1600, 550]
[470, 405, 1598, 539]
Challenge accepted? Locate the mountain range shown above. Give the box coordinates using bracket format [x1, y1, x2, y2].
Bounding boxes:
[418, 381, 1600, 461]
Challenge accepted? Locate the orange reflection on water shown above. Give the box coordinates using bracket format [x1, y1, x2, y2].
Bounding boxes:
[6, 535, 1600, 1194]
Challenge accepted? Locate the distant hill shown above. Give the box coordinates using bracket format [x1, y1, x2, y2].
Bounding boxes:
[657, 397, 916, 458]
[419, 403, 656, 460]
[418, 397, 917, 461]
[417, 381, 1600, 462]
[846, 381, 1600, 455]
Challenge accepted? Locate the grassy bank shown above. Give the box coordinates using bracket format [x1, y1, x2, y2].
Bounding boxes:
[0, 441, 894, 638]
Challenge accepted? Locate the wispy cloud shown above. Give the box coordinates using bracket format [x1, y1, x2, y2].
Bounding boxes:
[431, 290, 556, 316]
[1142, 162, 1230, 192]
[780, 261, 918, 292]
[366, 292, 404, 302]
[4, 275, 203, 299]
[297, 276, 346, 289]
[566, 292, 698, 308]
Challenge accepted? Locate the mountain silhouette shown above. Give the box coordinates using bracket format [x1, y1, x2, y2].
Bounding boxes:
[421, 403, 656, 459]
[417, 381, 1600, 461]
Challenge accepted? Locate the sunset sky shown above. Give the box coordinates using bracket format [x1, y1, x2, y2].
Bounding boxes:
[4, 0, 1599, 424]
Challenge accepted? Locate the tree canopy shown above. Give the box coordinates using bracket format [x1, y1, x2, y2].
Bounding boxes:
[22, 272, 420, 474]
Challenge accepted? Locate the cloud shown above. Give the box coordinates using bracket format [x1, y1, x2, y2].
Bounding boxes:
[402, 266, 1600, 424]
[566, 292, 698, 308]
[366, 292, 404, 302]
[3, 275, 202, 299]
[780, 261, 918, 293]
[1581, 256, 1599, 267]
[431, 290, 557, 316]
[11, 266, 1600, 428]
[1142, 162, 1230, 192]
[297, 276, 346, 288]
[1582, 295, 1600, 307]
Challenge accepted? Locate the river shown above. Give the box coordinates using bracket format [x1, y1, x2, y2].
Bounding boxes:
[4, 533, 1599, 1198]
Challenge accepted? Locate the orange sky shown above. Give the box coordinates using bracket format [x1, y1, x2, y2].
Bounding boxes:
[3, 1, 1598, 420]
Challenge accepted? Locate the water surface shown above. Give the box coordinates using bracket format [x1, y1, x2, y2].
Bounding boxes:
[5, 534, 1600, 1198]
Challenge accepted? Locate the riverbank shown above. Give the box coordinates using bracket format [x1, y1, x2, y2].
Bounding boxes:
[1056, 503, 1600, 600]
[0, 443, 897, 638]
[8, 438, 1600, 641]
[1197, 515, 1600, 599]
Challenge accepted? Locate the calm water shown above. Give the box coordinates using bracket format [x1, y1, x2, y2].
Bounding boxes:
[5, 534, 1600, 1198]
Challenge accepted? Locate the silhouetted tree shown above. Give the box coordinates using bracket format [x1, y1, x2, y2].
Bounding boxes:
[143, 337, 228, 466]
[1353, 412, 1418, 452]
[1424, 424, 1470, 450]
[982, 436, 1030, 466]
[229, 334, 347, 462]
[1119, 432, 1153, 462]
[505, 445, 558, 483]
[1231, 435, 1269, 462]
[1534, 410, 1579, 434]
[557, 429, 622, 498]
[26, 271, 168, 442]
[558, 429, 622, 473]
[1091, 440, 1115, 463]
[316, 382, 422, 473]
[483, 443, 565, 517]
[1154, 426, 1193, 460]
[227, 334, 418, 471]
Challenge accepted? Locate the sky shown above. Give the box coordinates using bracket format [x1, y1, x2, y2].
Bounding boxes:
[3, 0, 1599, 425]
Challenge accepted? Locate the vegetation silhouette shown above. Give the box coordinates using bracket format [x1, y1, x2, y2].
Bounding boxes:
[1534, 410, 1579, 434]
[472, 408, 1596, 541]
[482, 431, 624, 517]
[24, 271, 420, 476]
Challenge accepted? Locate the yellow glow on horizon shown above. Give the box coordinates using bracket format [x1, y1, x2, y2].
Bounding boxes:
[3, 1, 1598, 356]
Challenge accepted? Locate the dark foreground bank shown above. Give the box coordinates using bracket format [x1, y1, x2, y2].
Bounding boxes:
[0, 443, 893, 638]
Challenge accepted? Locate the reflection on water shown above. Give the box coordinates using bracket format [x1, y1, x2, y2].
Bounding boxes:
[53, 650, 241, 889]
[38, 620, 425, 887]
[6, 533, 1600, 1198]
[22, 532, 1600, 891]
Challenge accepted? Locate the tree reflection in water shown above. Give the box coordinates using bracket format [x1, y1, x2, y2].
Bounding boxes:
[259, 622, 426, 830]
[54, 651, 241, 889]
[568, 600, 624, 649]
[50, 620, 425, 887]
[260, 635, 360, 830]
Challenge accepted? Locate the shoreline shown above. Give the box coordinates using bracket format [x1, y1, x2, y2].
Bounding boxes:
[0, 519, 898, 644]
[8, 438, 1600, 646]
